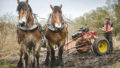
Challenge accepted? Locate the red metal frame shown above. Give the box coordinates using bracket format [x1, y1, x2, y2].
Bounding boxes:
[54, 30, 97, 54]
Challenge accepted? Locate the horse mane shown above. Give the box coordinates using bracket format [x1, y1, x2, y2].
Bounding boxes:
[17, 2, 32, 13]
[53, 6, 62, 13]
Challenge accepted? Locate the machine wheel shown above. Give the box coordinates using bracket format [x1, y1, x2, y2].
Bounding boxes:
[93, 38, 110, 56]
[75, 42, 89, 53]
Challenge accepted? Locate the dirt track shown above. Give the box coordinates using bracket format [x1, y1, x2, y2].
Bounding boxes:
[1, 49, 120, 68]
[0, 34, 120, 68]
[63, 50, 120, 68]
[41, 50, 120, 68]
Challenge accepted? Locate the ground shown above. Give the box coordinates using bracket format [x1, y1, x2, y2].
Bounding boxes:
[0, 33, 120, 68]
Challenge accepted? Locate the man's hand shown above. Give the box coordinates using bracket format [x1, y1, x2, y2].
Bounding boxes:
[105, 30, 112, 33]
[102, 27, 113, 33]
[102, 27, 105, 31]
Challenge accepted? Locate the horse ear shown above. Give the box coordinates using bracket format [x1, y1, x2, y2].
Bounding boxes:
[26, 0, 29, 5]
[17, 0, 20, 4]
[50, 5, 54, 10]
[60, 4, 62, 9]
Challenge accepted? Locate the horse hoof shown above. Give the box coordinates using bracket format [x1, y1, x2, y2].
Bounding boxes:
[32, 63, 35, 68]
[50, 63, 55, 67]
[57, 63, 64, 66]
[59, 62, 64, 66]
[17, 61, 23, 67]
[56, 61, 64, 66]
[50, 61, 56, 67]
[45, 63, 49, 66]
[44, 61, 49, 66]
[37, 65, 40, 68]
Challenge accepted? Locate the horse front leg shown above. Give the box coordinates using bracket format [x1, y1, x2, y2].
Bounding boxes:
[57, 40, 65, 66]
[17, 48, 23, 67]
[21, 44, 28, 68]
[44, 45, 50, 66]
[35, 41, 42, 68]
[32, 47, 35, 68]
[49, 42, 56, 67]
[57, 46, 64, 66]
[24, 53, 28, 68]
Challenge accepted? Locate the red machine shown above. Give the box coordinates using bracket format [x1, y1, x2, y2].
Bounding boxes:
[63, 27, 110, 56]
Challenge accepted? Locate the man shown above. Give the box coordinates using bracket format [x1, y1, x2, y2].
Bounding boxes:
[102, 17, 113, 52]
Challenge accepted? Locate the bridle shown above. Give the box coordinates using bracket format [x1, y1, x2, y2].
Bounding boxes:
[18, 4, 30, 24]
[17, 6, 40, 31]
[51, 13, 55, 24]
[51, 13, 64, 29]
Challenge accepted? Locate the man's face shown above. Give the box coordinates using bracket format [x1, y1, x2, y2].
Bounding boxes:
[106, 19, 110, 23]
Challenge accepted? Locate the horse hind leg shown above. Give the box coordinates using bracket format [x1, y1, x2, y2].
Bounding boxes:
[17, 49, 23, 67]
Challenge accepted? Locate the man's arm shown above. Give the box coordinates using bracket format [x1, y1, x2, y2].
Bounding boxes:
[111, 23, 113, 31]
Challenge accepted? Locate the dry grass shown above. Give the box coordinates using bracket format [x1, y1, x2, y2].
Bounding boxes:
[0, 22, 19, 64]
[0, 34, 19, 61]
[113, 37, 120, 49]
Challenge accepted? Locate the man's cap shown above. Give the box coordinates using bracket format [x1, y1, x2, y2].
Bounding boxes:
[105, 17, 110, 20]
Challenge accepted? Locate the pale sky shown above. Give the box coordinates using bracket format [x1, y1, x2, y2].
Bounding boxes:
[0, 0, 107, 19]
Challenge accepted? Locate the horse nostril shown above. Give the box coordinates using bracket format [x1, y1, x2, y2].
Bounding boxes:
[23, 22, 25, 24]
[20, 22, 25, 26]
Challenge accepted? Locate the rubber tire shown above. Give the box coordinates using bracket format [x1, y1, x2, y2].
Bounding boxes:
[93, 38, 110, 56]
[75, 42, 89, 53]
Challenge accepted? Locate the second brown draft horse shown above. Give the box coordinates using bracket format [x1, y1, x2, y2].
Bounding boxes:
[45, 5, 67, 66]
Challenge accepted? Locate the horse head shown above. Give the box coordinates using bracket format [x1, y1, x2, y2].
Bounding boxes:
[50, 4, 63, 29]
[17, 0, 33, 27]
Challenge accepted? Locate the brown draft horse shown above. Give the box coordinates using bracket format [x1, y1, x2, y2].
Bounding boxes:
[16, 0, 42, 68]
[45, 5, 67, 66]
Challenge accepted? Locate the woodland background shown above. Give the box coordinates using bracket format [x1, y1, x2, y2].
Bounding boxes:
[0, 0, 120, 68]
